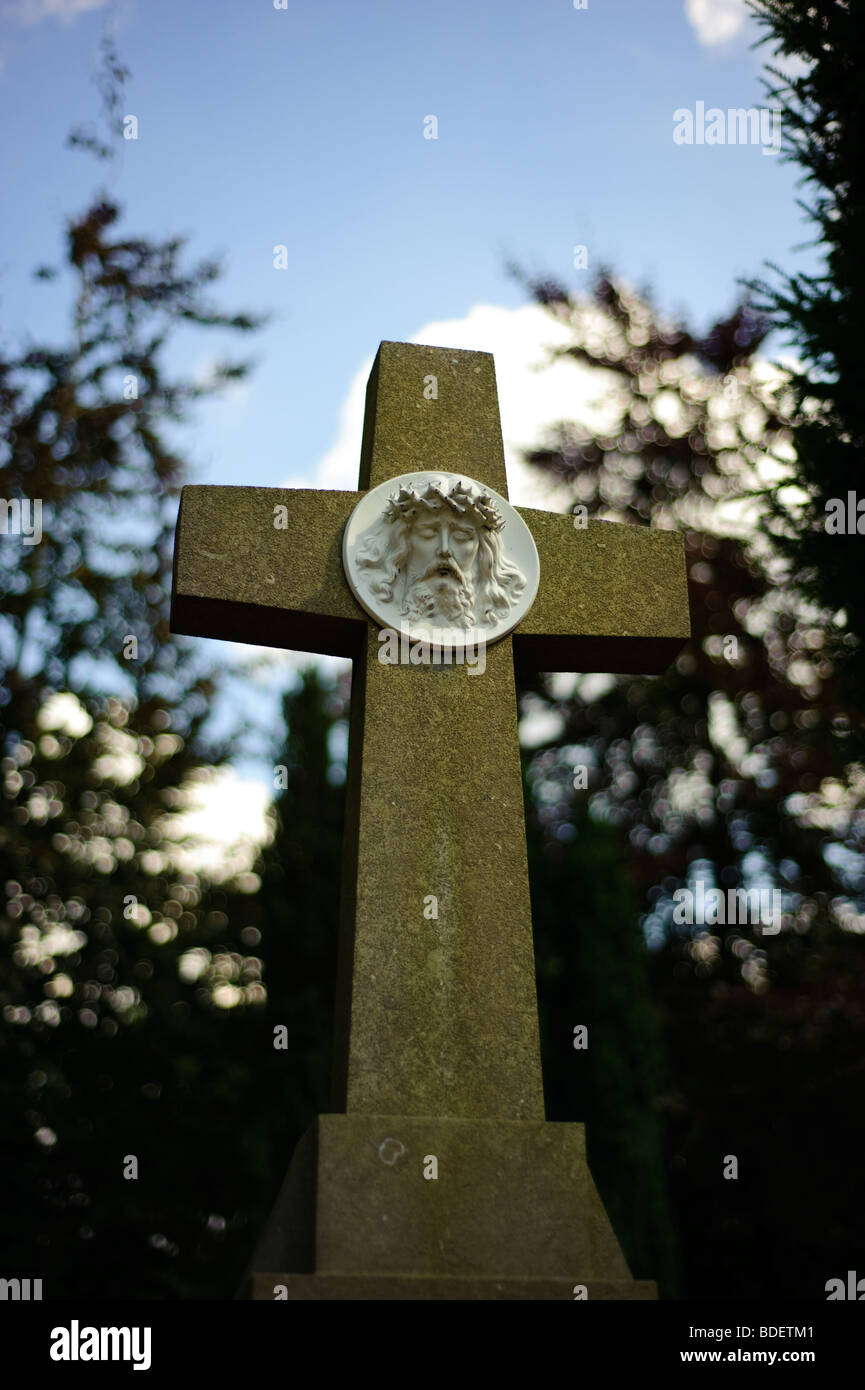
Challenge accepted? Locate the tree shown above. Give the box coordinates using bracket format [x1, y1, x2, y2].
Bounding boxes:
[0, 42, 270, 1297]
[236, 667, 348, 1255]
[747, 0, 865, 705]
[513, 266, 865, 1296]
[526, 791, 680, 1295]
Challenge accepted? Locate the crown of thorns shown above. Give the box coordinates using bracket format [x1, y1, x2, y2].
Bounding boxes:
[383, 480, 504, 531]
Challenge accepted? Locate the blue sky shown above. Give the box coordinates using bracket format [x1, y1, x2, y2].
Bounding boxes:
[1, 0, 809, 491]
[0, 0, 814, 850]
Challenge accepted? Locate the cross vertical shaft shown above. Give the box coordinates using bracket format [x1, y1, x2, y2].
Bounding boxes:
[332, 629, 544, 1118]
[331, 342, 544, 1119]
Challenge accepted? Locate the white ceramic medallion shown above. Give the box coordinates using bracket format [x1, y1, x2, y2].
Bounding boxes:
[342, 471, 540, 650]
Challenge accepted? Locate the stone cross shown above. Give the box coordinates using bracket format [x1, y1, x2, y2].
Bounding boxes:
[171, 341, 689, 1299]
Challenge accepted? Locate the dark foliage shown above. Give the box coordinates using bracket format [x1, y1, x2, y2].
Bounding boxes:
[1, 44, 271, 1296]
[746, 0, 865, 706]
[513, 265, 865, 1297]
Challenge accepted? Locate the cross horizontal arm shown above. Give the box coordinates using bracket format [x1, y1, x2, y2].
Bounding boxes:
[512, 512, 690, 674]
[170, 485, 364, 656]
[171, 487, 691, 675]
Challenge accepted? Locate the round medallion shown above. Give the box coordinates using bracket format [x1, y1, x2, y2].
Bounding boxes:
[342, 471, 540, 649]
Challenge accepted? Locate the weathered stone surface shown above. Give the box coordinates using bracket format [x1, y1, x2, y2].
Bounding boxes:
[246, 1115, 653, 1296]
[171, 500, 689, 676]
[170, 486, 361, 656]
[359, 342, 509, 495]
[171, 341, 689, 1300]
[514, 512, 690, 674]
[331, 624, 544, 1119]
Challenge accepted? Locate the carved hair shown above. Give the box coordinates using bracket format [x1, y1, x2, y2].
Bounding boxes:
[383, 479, 505, 531]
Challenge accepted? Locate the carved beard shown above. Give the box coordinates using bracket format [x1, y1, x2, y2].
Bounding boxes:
[402, 559, 475, 628]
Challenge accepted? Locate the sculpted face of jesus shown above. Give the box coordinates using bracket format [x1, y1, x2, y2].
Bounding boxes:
[352, 477, 530, 636]
[402, 511, 480, 628]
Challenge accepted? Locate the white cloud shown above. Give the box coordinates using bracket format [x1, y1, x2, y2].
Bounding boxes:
[284, 301, 621, 514]
[159, 765, 273, 881]
[764, 45, 814, 82]
[685, 0, 747, 47]
[1, 0, 109, 25]
[684, 0, 814, 79]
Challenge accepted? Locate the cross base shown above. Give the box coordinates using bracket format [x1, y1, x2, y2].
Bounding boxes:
[241, 1114, 654, 1300]
[243, 1273, 656, 1300]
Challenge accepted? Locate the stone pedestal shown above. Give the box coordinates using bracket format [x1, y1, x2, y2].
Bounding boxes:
[241, 1114, 655, 1300]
